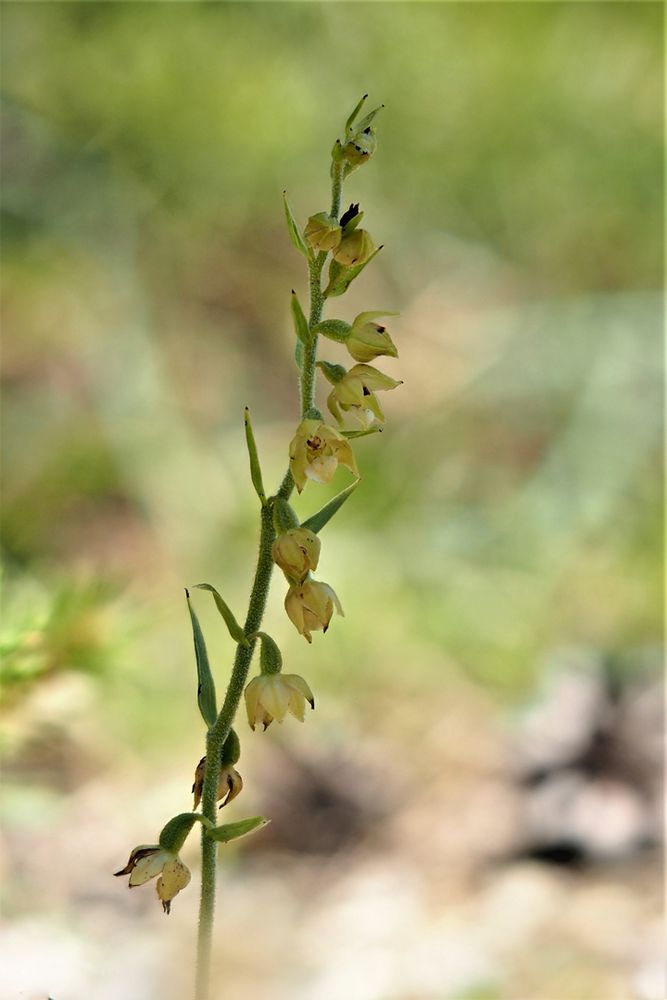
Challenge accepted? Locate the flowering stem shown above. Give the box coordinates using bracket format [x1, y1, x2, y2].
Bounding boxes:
[193, 159, 345, 1000]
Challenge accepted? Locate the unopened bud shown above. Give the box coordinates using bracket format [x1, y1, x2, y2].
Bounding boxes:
[333, 229, 375, 268]
[304, 213, 342, 253]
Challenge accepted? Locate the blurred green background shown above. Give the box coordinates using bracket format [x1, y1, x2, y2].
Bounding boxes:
[1, 3, 663, 999]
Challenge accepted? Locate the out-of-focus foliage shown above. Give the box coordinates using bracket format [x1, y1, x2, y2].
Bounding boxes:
[0, 3, 662, 999]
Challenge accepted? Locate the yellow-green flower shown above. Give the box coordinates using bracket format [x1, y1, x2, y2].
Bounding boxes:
[192, 757, 243, 811]
[304, 212, 342, 252]
[333, 228, 375, 267]
[289, 418, 359, 493]
[327, 364, 402, 426]
[114, 844, 191, 914]
[272, 527, 321, 584]
[244, 672, 315, 730]
[284, 577, 343, 642]
[347, 311, 398, 363]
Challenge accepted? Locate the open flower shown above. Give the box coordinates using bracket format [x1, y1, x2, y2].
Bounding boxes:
[327, 364, 402, 426]
[114, 845, 191, 914]
[284, 577, 343, 642]
[272, 526, 321, 584]
[192, 757, 243, 811]
[347, 311, 398, 363]
[289, 418, 359, 493]
[245, 673, 315, 730]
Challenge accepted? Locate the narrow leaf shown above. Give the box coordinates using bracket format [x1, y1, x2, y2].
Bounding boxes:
[311, 319, 351, 343]
[283, 191, 311, 260]
[290, 291, 311, 345]
[206, 816, 270, 844]
[295, 338, 304, 371]
[193, 584, 247, 645]
[186, 590, 217, 729]
[243, 407, 266, 505]
[345, 94, 368, 135]
[324, 246, 383, 298]
[301, 479, 360, 534]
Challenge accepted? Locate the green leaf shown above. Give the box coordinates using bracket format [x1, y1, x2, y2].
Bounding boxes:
[345, 93, 368, 135]
[324, 246, 383, 298]
[193, 584, 247, 646]
[243, 407, 266, 505]
[311, 319, 351, 343]
[301, 479, 360, 534]
[290, 291, 311, 345]
[295, 338, 304, 371]
[159, 812, 210, 853]
[186, 591, 218, 728]
[283, 191, 311, 260]
[206, 816, 270, 844]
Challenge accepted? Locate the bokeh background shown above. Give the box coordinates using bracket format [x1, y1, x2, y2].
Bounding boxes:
[1, 3, 663, 999]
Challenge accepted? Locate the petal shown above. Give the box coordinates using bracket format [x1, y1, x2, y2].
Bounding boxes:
[156, 857, 191, 913]
[352, 364, 402, 391]
[128, 849, 171, 886]
[287, 688, 306, 722]
[284, 587, 306, 635]
[305, 454, 338, 484]
[244, 677, 263, 729]
[321, 582, 344, 617]
[284, 673, 315, 708]
[260, 676, 291, 723]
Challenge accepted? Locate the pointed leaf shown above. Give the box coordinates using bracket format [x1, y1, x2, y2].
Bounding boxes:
[324, 246, 383, 298]
[283, 191, 311, 260]
[206, 816, 270, 844]
[301, 479, 360, 534]
[193, 584, 247, 646]
[186, 590, 218, 728]
[243, 407, 266, 505]
[291, 291, 311, 346]
[345, 94, 368, 135]
[311, 319, 351, 343]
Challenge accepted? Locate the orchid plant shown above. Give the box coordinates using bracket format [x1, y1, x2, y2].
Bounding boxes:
[114, 96, 401, 1000]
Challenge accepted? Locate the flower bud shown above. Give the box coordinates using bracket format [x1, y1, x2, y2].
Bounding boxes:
[333, 229, 375, 268]
[192, 757, 243, 811]
[347, 311, 398, 363]
[284, 577, 343, 643]
[304, 212, 342, 253]
[343, 127, 377, 169]
[272, 527, 321, 584]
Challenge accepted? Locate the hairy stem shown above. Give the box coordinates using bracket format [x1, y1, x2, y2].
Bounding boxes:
[193, 157, 345, 1000]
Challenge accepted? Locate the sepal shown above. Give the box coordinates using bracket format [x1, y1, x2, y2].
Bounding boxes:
[324, 246, 383, 298]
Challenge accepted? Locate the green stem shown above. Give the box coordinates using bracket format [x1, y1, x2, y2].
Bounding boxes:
[193, 157, 345, 1000]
